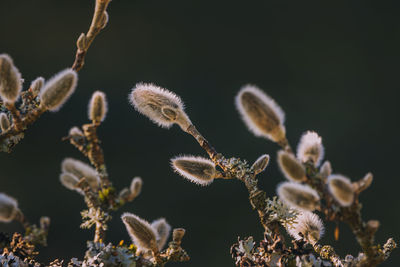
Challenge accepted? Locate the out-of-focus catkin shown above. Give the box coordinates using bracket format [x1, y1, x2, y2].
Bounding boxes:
[235, 85, 286, 144]
[40, 69, 77, 111]
[60, 173, 81, 192]
[88, 91, 107, 123]
[297, 131, 324, 167]
[129, 177, 142, 200]
[0, 113, 10, 132]
[171, 155, 217, 186]
[0, 193, 19, 223]
[277, 182, 320, 211]
[129, 83, 191, 130]
[121, 212, 158, 252]
[327, 174, 354, 207]
[151, 218, 171, 250]
[0, 54, 22, 104]
[277, 150, 306, 182]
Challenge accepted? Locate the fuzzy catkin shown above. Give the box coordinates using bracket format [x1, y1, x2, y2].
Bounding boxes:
[129, 83, 191, 130]
[40, 69, 77, 111]
[277, 150, 306, 182]
[129, 177, 142, 199]
[277, 182, 320, 211]
[88, 91, 107, 123]
[0, 113, 10, 132]
[60, 173, 80, 191]
[251, 154, 270, 175]
[61, 158, 100, 190]
[151, 218, 171, 250]
[171, 155, 217, 186]
[297, 131, 324, 167]
[235, 85, 286, 143]
[30, 77, 45, 95]
[0, 193, 19, 223]
[327, 174, 354, 207]
[121, 212, 158, 252]
[287, 211, 324, 244]
[0, 54, 22, 104]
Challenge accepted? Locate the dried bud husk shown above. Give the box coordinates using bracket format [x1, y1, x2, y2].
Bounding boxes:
[30, 77, 45, 95]
[0, 54, 22, 104]
[173, 228, 186, 243]
[60, 173, 81, 192]
[129, 83, 191, 130]
[277, 150, 306, 182]
[235, 85, 286, 143]
[327, 174, 354, 207]
[121, 212, 158, 252]
[61, 158, 100, 190]
[297, 131, 324, 167]
[0, 193, 19, 223]
[129, 177, 143, 199]
[0, 113, 10, 131]
[40, 69, 77, 111]
[320, 161, 332, 178]
[287, 211, 324, 245]
[171, 155, 217, 186]
[151, 218, 171, 250]
[88, 91, 107, 123]
[277, 182, 320, 211]
[251, 154, 270, 175]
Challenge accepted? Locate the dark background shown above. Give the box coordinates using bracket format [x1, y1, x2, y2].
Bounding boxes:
[0, 0, 399, 266]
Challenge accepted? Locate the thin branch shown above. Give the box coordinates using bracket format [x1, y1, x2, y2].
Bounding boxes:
[71, 0, 112, 71]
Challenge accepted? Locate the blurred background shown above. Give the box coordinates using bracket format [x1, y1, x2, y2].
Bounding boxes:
[0, 0, 399, 266]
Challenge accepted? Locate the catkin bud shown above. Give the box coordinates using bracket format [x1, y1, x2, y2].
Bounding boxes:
[151, 218, 171, 250]
[0, 54, 22, 104]
[287, 211, 324, 244]
[235, 85, 286, 143]
[40, 69, 77, 111]
[172, 228, 186, 243]
[277, 182, 320, 211]
[277, 150, 306, 182]
[61, 158, 100, 190]
[60, 173, 80, 191]
[327, 174, 354, 207]
[171, 155, 217, 186]
[30, 77, 45, 95]
[129, 83, 191, 130]
[77, 33, 87, 50]
[88, 91, 107, 123]
[100, 11, 109, 29]
[251, 154, 270, 175]
[320, 161, 332, 178]
[297, 131, 324, 167]
[0, 193, 19, 223]
[0, 113, 10, 132]
[130, 177, 143, 199]
[121, 212, 158, 252]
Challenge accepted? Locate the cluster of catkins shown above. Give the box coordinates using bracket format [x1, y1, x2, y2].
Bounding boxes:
[0, 54, 78, 131]
[128, 82, 369, 248]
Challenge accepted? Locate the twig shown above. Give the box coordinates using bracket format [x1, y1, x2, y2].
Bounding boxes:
[71, 0, 112, 71]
